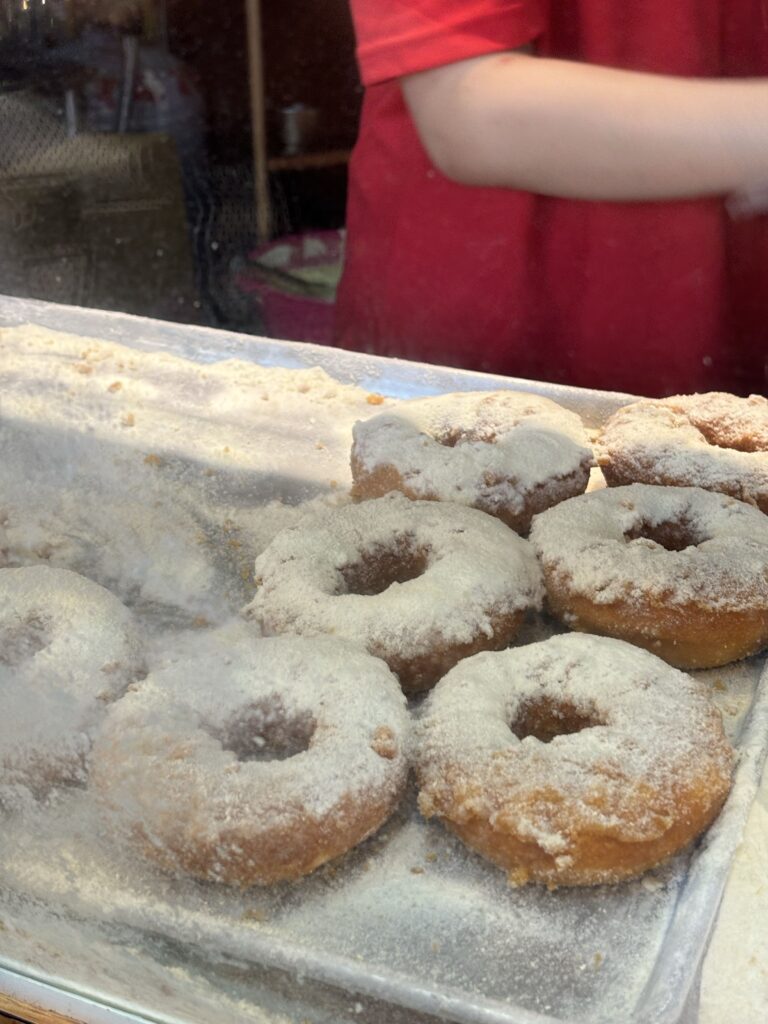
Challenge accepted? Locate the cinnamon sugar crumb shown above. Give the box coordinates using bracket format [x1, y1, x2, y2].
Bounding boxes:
[241, 908, 268, 923]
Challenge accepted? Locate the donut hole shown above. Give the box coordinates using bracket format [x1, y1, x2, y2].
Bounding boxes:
[510, 697, 605, 744]
[0, 613, 52, 666]
[339, 535, 430, 596]
[215, 697, 316, 762]
[624, 517, 706, 552]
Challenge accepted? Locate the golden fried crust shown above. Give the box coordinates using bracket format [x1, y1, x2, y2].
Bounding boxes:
[351, 452, 591, 534]
[545, 580, 768, 670]
[418, 750, 732, 887]
[375, 609, 525, 695]
[601, 459, 768, 515]
[131, 789, 401, 887]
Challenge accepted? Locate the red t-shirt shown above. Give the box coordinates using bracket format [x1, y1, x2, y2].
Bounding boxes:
[334, 0, 768, 397]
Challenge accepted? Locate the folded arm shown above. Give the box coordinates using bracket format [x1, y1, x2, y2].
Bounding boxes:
[402, 51, 768, 203]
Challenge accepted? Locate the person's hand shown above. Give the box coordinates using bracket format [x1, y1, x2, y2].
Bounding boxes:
[727, 184, 768, 218]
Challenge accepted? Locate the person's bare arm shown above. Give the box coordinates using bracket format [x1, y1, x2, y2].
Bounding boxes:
[401, 51, 768, 202]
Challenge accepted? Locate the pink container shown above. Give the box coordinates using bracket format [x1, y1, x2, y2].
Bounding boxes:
[235, 230, 344, 346]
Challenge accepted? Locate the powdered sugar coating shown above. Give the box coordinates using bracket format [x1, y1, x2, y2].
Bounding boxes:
[351, 391, 593, 531]
[245, 493, 544, 691]
[597, 392, 768, 512]
[529, 483, 768, 611]
[91, 635, 409, 886]
[416, 634, 734, 884]
[0, 566, 144, 799]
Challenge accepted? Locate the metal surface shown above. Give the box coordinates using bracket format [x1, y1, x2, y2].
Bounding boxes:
[0, 295, 766, 1024]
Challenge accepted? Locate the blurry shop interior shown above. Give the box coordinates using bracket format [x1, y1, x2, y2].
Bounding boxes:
[0, 0, 360, 342]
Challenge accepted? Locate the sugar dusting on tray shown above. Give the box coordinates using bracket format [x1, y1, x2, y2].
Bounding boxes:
[0, 324, 372, 620]
[0, 323, 766, 1024]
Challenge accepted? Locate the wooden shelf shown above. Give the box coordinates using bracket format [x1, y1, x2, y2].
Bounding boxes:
[244, 0, 270, 241]
[266, 148, 351, 173]
[245, 0, 355, 240]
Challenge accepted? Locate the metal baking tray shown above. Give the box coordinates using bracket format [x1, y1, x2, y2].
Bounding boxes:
[0, 294, 767, 1024]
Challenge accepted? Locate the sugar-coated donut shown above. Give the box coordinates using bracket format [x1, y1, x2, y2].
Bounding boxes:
[351, 390, 594, 533]
[416, 633, 734, 887]
[245, 493, 544, 694]
[597, 392, 768, 512]
[0, 566, 144, 802]
[529, 483, 768, 669]
[91, 636, 409, 886]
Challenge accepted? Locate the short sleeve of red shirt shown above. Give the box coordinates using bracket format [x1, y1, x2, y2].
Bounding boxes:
[350, 0, 546, 85]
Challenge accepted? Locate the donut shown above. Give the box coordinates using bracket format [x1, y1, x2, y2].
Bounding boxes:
[597, 392, 768, 512]
[350, 390, 594, 533]
[245, 493, 544, 694]
[528, 483, 768, 669]
[0, 566, 144, 802]
[91, 636, 409, 886]
[416, 633, 734, 887]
